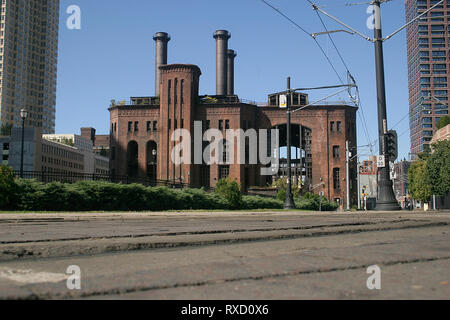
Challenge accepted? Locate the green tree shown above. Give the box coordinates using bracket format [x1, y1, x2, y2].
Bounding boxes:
[437, 115, 450, 130]
[408, 160, 431, 203]
[215, 178, 243, 209]
[426, 140, 450, 196]
[272, 177, 301, 201]
[0, 165, 17, 209]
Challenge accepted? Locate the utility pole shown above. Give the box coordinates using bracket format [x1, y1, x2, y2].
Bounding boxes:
[307, 0, 428, 211]
[372, 0, 401, 211]
[284, 77, 295, 209]
[357, 156, 361, 210]
[346, 140, 350, 211]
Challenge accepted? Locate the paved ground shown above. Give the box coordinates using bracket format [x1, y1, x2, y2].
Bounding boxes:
[0, 210, 449, 299]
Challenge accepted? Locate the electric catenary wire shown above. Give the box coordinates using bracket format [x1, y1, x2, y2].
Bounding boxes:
[305, 0, 375, 154]
[259, 0, 345, 84]
[260, 0, 378, 155]
[306, 0, 415, 154]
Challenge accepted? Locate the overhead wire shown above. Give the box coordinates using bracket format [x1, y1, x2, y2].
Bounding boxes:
[362, 110, 411, 153]
[306, 0, 411, 154]
[305, 0, 375, 154]
[260, 0, 403, 157]
[259, 0, 345, 83]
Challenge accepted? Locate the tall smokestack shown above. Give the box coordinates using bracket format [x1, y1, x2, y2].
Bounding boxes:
[227, 49, 237, 96]
[153, 32, 171, 96]
[213, 30, 231, 96]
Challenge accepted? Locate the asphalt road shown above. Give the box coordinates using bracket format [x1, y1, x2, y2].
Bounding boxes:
[0, 210, 449, 300]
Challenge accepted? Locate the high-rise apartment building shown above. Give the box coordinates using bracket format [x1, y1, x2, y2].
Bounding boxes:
[406, 0, 450, 157]
[0, 0, 60, 134]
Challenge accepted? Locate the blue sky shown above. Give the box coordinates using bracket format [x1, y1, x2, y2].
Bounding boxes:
[57, 0, 411, 160]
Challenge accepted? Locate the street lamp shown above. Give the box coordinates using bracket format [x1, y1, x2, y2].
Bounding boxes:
[20, 108, 28, 178]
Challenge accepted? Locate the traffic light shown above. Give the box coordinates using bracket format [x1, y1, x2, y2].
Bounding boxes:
[386, 129, 398, 162]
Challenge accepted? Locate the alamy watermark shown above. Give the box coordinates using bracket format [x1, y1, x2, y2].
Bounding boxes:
[66, 5, 81, 30]
[170, 122, 280, 176]
[366, 265, 381, 290]
[66, 265, 81, 290]
[366, 5, 375, 30]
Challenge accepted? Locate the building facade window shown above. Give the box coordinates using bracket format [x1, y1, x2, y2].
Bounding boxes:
[168, 80, 171, 104]
[180, 79, 184, 104]
[333, 146, 340, 158]
[219, 165, 230, 179]
[333, 168, 340, 190]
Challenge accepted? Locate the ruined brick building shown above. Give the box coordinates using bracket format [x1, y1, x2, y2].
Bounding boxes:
[109, 30, 358, 207]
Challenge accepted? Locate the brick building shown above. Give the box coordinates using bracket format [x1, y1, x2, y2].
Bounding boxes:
[80, 127, 110, 157]
[109, 30, 358, 207]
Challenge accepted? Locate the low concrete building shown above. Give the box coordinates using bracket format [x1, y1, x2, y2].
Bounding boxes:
[358, 156, 378, 210]
[359, 156, 378, 198]
[0, 127, 109, 176]
[392, 160, 411, 208]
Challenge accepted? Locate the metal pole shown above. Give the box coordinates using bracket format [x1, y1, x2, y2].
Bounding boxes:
[357, 156, 361, 210]
[20, 116, 25, 178]
[373, 0, 401, 211]
[319, 192, 322, 212]
[346, 140, 350, 211]
[284, 77, 295, 209]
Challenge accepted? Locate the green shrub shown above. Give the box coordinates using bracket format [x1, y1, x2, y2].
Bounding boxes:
[242, 195, 283, 210]
[215, 178, 243, 209]
[6, 178, 337, 212]
[294, 193, 338, 211]
[437, 115, 450, 130]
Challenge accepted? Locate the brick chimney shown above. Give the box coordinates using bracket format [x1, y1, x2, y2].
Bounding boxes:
[81, 127, 96, 145]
